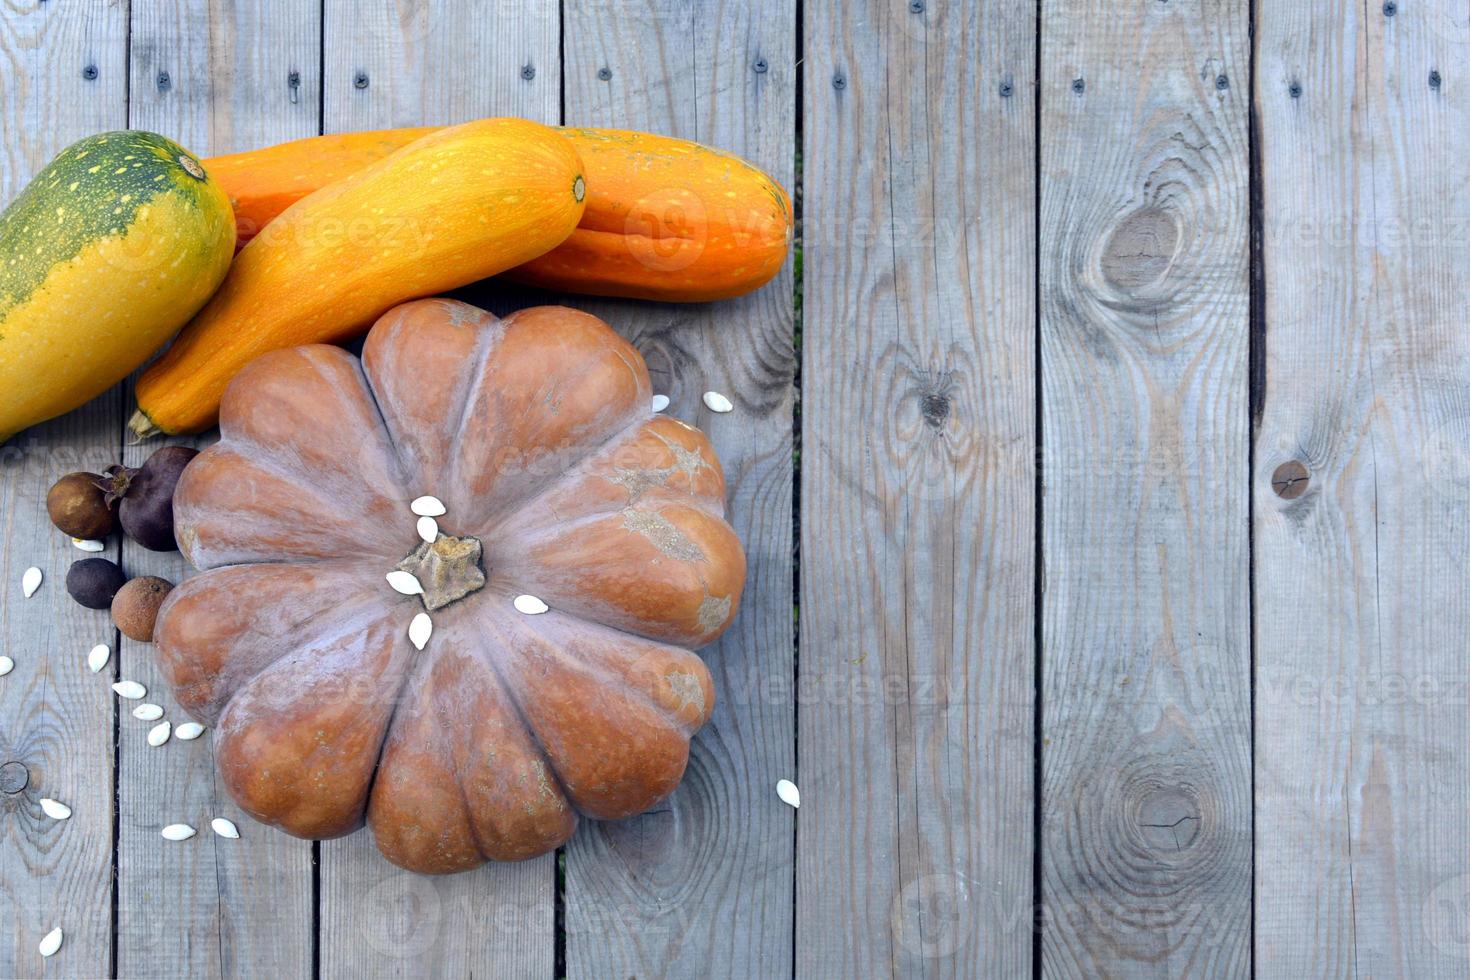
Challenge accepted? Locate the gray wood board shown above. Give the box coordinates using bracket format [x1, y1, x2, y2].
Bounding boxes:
[798, 1, 1037, 976]
[1254, 0, 1470, 973]
[0, 2, 128, 976]
[556, 2, 798, 978]
[315, 2, 561, 977]
[1038, 0, 1253, 974]
[113, 2, 321, 977]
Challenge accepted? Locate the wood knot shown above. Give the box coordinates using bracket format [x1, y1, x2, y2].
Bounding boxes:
[1100, 206, 1179, 292]
[920, 392, 951, 429]
[0, 761, 29, 795]
[1271, 460, 1310, 499]
[1134, 785, 1200, 852]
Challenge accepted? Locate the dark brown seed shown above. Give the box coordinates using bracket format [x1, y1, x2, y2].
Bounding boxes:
[66, 558, 127, 610]
[46, 472, 115, 539]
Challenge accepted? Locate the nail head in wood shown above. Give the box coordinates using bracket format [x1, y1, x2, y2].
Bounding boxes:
[1072, 77, 1086, 94]
[999, 79, 1014, 97]
[1383, 1, 1397, 15]
[598, 67, 612, 81]
[1288, 80, 1302, 99]
[156, 71, 171, 92]
[1271, 460, 1310, 500]
[0, 761, 28, 795]
[1215, 73, 1229, 90]
[81, 65, 98, 81]
[753, 58, 768, 74]
[1430, 69, 1442, 89]
[521, 64, 535, 81]
[354, 71, 369, 89]
[832, 73, 847, 90]
[909, 0, 924, 12]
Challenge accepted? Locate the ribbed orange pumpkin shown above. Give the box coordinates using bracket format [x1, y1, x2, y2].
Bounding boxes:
[154, 298, 745, 874]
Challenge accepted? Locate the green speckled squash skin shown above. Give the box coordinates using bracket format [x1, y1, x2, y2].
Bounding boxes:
[0, 130, 235, 443]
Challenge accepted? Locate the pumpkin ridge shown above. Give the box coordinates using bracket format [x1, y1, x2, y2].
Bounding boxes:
[436, 310, 506, 505]
[359, 627, 436, 848]
[213, 597, 415, 836]
[481, 416, 723, 544]
[180, 444, 412, 567]
[476, 607, 697, 818]
[205, 580, 402, 723]
[441, 310, 649, 531]
[452, 608, 581, 825]
[158, 561, 391, 723]
[500, 607, 711, 736]
[354, 345, 417, 504]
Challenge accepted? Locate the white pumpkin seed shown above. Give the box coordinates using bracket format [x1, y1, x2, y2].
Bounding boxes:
[87, 644, 110, 673]
[702, 390, 734, 413]
[416, 515, 439, 543]
[39, 798, 71, 820]
[132, 703, 164, 721]
[386, 570, 424, 596]
[161, 823, 195, 841]
[38, 926, 62, 958]
[410, 495, 446, 517]
[211, 817, 240, 839]
[21, 566, 41, 598]
[112, 680, 146, 700]
[408, 612, 432, 651]
[71, 537, 106, 552]
[175, 722, 205, 741]
[0, 656, 12, 677]
[513, 594, 549, 616]
[147, 721, 171, 747]
[776, 778, 800, 809]
[651, 394, 670, 413]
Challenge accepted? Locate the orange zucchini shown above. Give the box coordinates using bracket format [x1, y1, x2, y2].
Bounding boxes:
[205, 125, 792, 302]
[132, 117, 585, 437]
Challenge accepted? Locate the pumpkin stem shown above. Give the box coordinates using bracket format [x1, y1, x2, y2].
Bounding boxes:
[396, 533, 487, 612]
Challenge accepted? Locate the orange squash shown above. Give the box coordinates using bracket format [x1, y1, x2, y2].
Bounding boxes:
[132, 118, 585, 437]
[205, 126, 793, 303]
[207, 128, 434, 247]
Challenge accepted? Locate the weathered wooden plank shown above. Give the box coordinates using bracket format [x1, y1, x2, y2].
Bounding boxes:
[323, 0, 557, 128]
[1255, 1, 1470, 973]
[114, 3, 321, 977]
[316, 3, 560, 977]
[557, 2, 797, 977]
[797, 2, 1035, 976]
[0, 3, 127, 976]
[1038, 0, 1252, 974]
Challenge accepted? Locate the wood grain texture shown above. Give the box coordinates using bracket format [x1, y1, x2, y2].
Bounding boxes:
[556, 3, 797, 977]
[1039, 0, 1252, 975]
[1255, 1, 1470, 973]
[0, 3, 126, 976]
[323, 0, 559, 128]
[129, 0, 320, 153]
[798, 1, 1035, 976]
[316, 3, 560, 977]
[115, 3, 321, 977]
